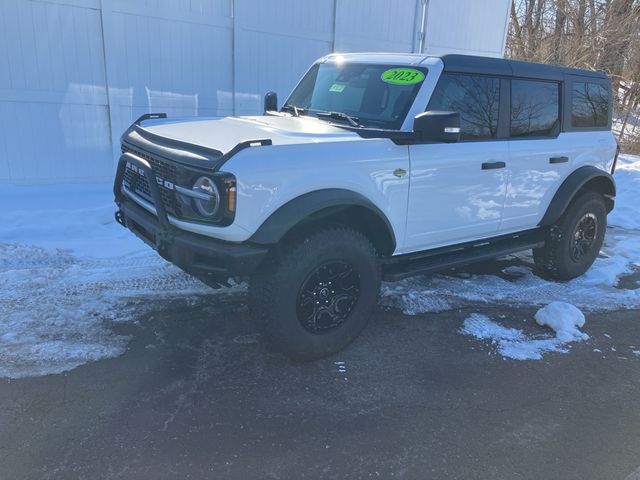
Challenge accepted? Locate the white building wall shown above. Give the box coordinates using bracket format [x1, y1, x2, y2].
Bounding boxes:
[232, 0, 335, 115]
[0, 0, 111, 183]
[334, 0, 421, 53]
[101, 0, 235, 162]
[423, 0, 511, 57]
[0, 0, 510, 184]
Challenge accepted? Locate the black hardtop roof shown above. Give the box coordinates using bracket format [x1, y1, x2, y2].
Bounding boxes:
[438, 54, 609, 82]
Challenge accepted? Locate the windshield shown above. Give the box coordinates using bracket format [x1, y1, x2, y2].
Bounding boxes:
[283, 62, 427, 130]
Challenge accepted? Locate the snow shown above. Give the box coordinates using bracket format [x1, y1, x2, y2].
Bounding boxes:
[608, 155, 640, 230]
[460, 313, 568, 361]
[1, 155, 639, 376]
[0, 184, 237, 378]
[461, 303, 589, 361]
[0, 183, 142, 258]
[534, 302, 589, 342]
[379, 228, 640, 314]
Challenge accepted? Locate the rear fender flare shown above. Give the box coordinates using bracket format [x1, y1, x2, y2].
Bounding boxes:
[540, 166, 615, 226]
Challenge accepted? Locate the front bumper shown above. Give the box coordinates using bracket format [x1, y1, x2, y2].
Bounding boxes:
[114, 153, 268, 282]
[116, 198, 268, 280]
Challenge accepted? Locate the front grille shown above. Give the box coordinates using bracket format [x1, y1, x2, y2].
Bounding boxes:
[121, 144, 182, 217]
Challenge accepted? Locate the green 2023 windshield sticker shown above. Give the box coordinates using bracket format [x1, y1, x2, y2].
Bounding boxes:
[381, 68, 425, 85]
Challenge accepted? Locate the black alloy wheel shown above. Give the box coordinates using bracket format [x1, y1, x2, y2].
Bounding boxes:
[296, 260, 361, 333]
[569, 212, 598, 262]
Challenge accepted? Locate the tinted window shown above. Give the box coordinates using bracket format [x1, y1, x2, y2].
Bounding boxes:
[510, 80, 560, 137]
[572, 82, 609, 127]
[428, 73, 500, 140]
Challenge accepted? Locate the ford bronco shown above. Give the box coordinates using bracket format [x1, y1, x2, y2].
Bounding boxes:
[114, 53, 618, 360]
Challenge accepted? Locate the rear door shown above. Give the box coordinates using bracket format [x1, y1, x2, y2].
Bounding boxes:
[500, 78, 566, 232]
[500, 77, 618, 233]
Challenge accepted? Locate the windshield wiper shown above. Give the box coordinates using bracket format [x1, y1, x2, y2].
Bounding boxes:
[316, 111, 361, 127]
[281, 105, 306, 117]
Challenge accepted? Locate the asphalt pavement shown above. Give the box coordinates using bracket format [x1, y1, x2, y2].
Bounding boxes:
[1, 289, 640, 480]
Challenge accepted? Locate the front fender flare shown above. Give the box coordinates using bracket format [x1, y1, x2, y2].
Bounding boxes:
[539, 166, 616, 226]
[248, 189, 397, 252]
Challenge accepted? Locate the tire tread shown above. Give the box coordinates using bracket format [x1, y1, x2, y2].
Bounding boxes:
[533, 191, 606, 280]
[248, 227, 380, 360]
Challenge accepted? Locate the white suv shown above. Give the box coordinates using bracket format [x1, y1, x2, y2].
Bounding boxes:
[114, 53, 618, 360]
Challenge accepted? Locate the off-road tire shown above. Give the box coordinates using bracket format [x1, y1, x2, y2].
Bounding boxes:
[533, 191, 607, 280]
[248, 228, 380, 361]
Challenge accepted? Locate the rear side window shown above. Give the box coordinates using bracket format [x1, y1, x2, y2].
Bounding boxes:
[571, 82, 609, 128]
[428, 73, 500, 140]
[510, 79, 560, 137]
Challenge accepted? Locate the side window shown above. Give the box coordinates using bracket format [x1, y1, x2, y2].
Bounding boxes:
[510, 80, 560, 137]
[428, 73, 500, 140]
[572, 82, 609, 128]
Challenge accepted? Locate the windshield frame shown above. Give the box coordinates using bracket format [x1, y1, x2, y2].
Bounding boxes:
[282, 61, 429, 131]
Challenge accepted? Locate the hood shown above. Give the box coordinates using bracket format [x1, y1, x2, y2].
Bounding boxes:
[138, 115, 362, 155]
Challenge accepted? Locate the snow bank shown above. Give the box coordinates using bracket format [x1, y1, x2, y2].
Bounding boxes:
[608, 154, 640, 230]
[0, 184, 238, 378]
[534, 301, 589, 342]
[0, 183, 143, 258]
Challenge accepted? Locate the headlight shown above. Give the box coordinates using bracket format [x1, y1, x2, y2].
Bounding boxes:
[191, 176, 220, 217]
[174, 172, 235, 225]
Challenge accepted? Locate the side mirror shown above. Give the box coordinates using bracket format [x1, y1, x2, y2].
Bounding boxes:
[264, 91, 278, 113]
[413, 111, 460, 143]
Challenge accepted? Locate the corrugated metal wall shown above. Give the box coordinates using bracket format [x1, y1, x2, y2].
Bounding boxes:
[334, 0, 421, 52]
[0, 0, 111, 183]
[0, 0, 509, 184]
[423, 0, 511, 57]
[232, 0, 335, 115]
[102, 0, 235, 164]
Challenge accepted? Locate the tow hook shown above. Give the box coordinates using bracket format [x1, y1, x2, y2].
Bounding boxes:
[115, 210, 125, 227]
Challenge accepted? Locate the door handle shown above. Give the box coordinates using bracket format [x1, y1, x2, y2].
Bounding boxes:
[481, 161, 506, 170]
[549, 156, 569, 164]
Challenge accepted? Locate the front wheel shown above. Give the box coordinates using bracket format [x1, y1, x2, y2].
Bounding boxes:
[533, 191, 607, 280]
[248, 228, 381, 361]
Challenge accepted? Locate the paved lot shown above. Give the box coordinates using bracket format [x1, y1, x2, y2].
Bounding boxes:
[1, 286, 640, 480]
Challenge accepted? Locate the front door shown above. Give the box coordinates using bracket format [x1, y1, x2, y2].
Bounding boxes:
[403, 72, 508, 253]
[405, 142, 508, 252]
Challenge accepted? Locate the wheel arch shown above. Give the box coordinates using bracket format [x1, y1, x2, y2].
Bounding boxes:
[249, 189, 397, 256]
[540, 165, 616, 227]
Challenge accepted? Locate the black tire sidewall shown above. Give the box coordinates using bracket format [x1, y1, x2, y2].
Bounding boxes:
[555, 192, 607, 278]
[259, 229, 380, 360]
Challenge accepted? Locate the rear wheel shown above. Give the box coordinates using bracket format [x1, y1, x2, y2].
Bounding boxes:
[533, 191, 607, 280]
[248, 228, 380, 361]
